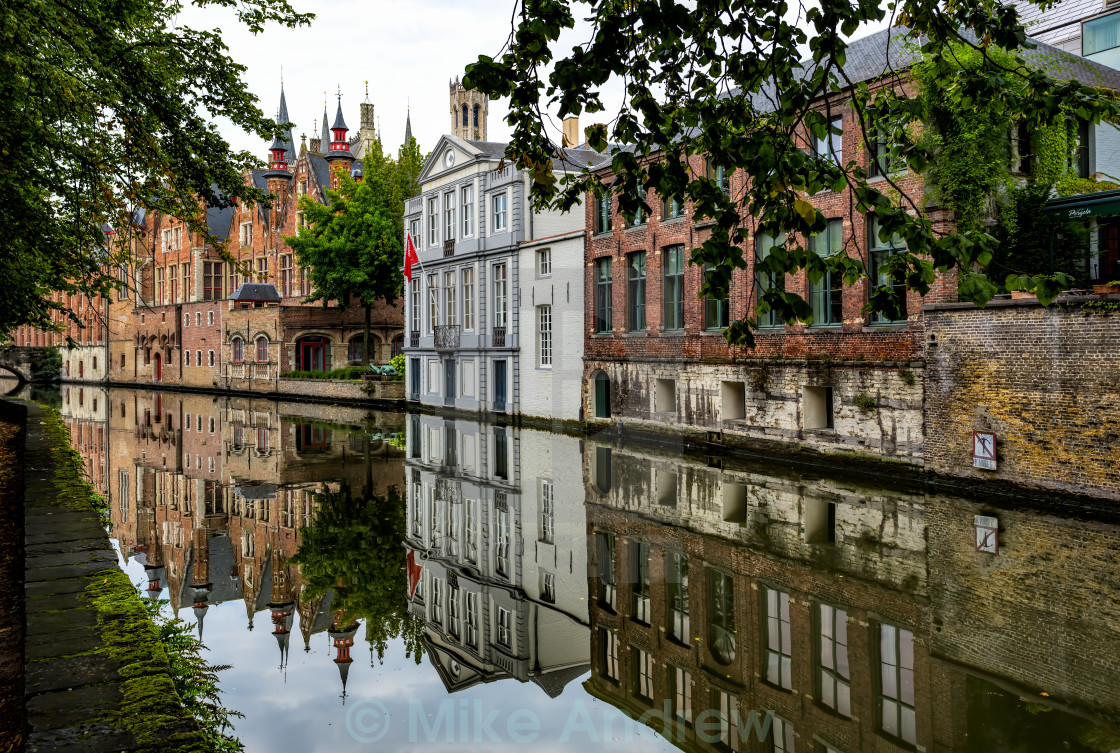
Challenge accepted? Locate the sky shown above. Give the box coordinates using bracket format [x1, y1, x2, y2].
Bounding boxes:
[179, 0, 889, 163]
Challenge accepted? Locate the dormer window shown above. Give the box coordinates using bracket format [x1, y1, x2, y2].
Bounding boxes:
[240, 223, 252, 246]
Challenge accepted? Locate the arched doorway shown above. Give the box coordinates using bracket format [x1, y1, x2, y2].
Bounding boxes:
[153, 352, 162, 382]
[591, 371, 611, 419]
[295, 336, 331, 372]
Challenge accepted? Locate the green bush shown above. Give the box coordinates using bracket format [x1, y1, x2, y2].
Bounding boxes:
[281, 367, 366, 381]
[389, 353, 404, 379]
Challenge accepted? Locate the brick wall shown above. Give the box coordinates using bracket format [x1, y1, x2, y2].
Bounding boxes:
[924, 297, 1120, 499]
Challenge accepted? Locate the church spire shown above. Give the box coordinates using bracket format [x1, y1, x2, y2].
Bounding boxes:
[320, 94, 330, 150]
[403, 107, 413, 148]
[277, 81, 295, 161]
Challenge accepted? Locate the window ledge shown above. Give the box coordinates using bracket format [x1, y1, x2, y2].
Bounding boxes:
[862, 324, 909, 333]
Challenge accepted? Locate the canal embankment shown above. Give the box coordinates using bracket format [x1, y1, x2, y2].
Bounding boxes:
[7, 400, 215, 752]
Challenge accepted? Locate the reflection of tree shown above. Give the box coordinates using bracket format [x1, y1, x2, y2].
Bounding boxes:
[292, 481, 424, 665]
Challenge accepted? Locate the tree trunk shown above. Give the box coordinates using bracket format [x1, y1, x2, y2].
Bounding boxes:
[363, 304, 371, 365]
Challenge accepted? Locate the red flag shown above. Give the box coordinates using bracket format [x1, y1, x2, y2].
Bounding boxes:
[404, 232, 419, 282]
[406, 549, 422, 598]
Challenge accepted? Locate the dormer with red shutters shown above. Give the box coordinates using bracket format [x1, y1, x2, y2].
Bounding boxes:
[264, 133, 293, 198]
[324, 89, 354, 191]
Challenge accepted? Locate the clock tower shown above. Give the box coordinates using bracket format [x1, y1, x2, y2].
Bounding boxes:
[449, 75, 488, 141]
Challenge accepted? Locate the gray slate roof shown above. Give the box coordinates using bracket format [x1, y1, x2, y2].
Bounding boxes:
[206, 202, 234, 242]
[230, 283, 281, 302]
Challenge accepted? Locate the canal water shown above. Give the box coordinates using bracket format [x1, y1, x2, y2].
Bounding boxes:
[10, 380, 1120, 752]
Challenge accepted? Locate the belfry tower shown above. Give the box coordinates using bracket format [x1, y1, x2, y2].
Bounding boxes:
[449, 76, 488, 141]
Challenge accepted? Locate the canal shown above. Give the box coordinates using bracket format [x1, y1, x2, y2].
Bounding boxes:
[15, 381, 1120, 752]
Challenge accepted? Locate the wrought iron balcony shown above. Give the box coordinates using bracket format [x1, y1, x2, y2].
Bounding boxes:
[409, 331, 419, 348]
[492, 326, 506, 346]
[443, 239, 455, 257]
[433, 324, 460, 349]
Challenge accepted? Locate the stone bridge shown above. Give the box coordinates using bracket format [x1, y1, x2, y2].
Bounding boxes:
[0, 346, 57, 382]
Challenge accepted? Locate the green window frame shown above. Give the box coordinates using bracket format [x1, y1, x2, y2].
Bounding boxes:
[663, 245, 685, 331]
[627, 252, 647, 332]
[809, 218, 843, 326]
[868, 215, 907, 324]
[596, 191, 613, 234]
[594, 258, 612, 333]
[704, 264, 729, 331]
[755, 232, 786, 328]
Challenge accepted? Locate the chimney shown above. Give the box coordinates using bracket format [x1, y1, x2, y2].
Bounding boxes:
[562, 117, 580, 149]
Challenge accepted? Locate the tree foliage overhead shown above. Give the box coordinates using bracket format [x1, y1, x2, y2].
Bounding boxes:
[0, 0, 312, 340]
[464, 0, 1120, 343]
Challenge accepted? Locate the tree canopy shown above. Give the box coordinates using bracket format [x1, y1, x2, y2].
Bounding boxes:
[0, 0, 313, 340]
[465, 0, 1120, 346]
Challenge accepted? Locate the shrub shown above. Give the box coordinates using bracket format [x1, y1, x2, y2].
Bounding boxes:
[281, 367, 366, 381]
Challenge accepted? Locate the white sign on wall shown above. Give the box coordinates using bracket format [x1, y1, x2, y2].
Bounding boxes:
[972, 431, 997, 470]
[974, 515, 999, 554]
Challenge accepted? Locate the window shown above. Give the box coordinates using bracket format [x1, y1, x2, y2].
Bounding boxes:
[763, 586, 793, 689]
[280, 255, 293, 297]
[540, 480, 554, 542]
[298, 179, 307, 195]
[627, 252, 646, 331]
[809, 218, 843, 326]
[196, 349, 202, 365]
[196, 312, 201, 327]
[466, 591, 479, 647]
[185, 350, 191, 367]
[869, 215, 907, 324]
[537, 305, 552, 367]
[818, 603, 851, 717]
[347, 336, 366, 363]
[628, 195, 645, 227]
[208, 350, 215, 367]
[410, 278, 421, 334]
[443, 269, 457, 325]
[427, 196, 439, 246]
[1075, 117, 1091, 179]
[296, 211, 305, 229]
[814, 115, 843, 164]
[430, 578, 443, 625]
[495, 504, 510, 576]
[240, 222, 252, 246]
[256, 336, 268, 362]
[536, 247, 551, 276]
[772, 717, 796, 753]
[255, 256, 268, 282]
[409, 219, 421, 250]
[756, 232, 786, 328]
[664, 195, 684, 220]
[156, 267, 164, 304]
[448, 583, 461, 637]
[712, 690, 737, 751]
[707, 160, 730, 195]
[667, 551, 689, 643]
[708, 569, 736, 665]
[444, 191, 456, 242]
[173, 227, 182, 250]
[497, 606, 511, 647]
[633, 648, 654, 701]
[169, 265, 178, 303]
[804, 385, 835, 430]
[161, 229, 171, 253]
[879, 624, 916, 745]
[301, 266, 312, 296]
[1084, 12, 1120, 55]
[207, 311, 214, 326]
[869, 110, 897, 177]
[670, 666, 693, 727]
[461, 185, 474, 237]
[594, 258, 613, 333]
[208, 416, 215, 433]
[631, 540, 650, 623]
[493, 263, 507, 328]
[461, 267, 474, 330]
[491, 193, 507, 232]
[200, 262, 222, 301]
[705, 265, 730, 330]
[182, 263, 190, 300]
[596, 191, 613, 234]
[231, 337, 243, 363]
[664, 245, 685, 331]
[595, 532, 616, 609]
[600, 627, 619, 681]
[428, 274, 439, 331]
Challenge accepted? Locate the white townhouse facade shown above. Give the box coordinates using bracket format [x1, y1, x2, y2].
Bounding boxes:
[402, 414, 590, 695]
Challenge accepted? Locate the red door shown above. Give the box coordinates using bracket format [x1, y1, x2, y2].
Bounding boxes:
[154, 352, 162, 382]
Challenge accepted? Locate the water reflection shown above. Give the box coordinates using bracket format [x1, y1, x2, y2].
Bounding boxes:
[50, 384, 1120, 752]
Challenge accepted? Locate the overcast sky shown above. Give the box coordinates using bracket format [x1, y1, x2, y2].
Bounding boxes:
[180, 0, 888, 163]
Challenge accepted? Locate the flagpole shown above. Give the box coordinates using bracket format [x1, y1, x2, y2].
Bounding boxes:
[405, 232, 442, 331]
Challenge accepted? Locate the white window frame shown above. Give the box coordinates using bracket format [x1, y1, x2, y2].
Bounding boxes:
[444, 191, 456, 242]
[410, 279, 421, 334]
[428, 196, 439, 246]
[240, 222, 252, 246]
[493, 263, 507, 328]
[461, 184, 475, 238]
[491, 192, 508, 234]
[538, 304, 552, 367]
[443, 269, 457, 326]
[537, 247, 552, 277]
[461, 267, 475, 331]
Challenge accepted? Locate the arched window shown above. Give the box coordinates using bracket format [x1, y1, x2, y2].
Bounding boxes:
[391, 334, 405, 359]
[347, 335, 365, 363]
[592, 371, 611, 418]
[461, 104, 468, 127]
[473, 104, 480, 128]
[231, 337, 243, 363]
[255, 336, 268, 362]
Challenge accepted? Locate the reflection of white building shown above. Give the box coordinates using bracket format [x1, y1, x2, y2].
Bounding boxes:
[403, 414, 589, 696]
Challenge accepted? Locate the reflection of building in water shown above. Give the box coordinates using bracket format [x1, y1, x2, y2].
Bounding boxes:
[60, 385, 109, 498]
[403, 415, 590, 696]
[93, 386, 403, 688]
[581, 437, 1120, 753]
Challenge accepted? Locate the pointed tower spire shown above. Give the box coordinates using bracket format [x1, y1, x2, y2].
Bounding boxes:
[403, 107, 413, 148]
[320, 94, 330, 150]
[277, 82, 295, 160]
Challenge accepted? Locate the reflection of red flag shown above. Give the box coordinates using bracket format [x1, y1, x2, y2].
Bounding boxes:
[404, 233, 419, 282]
[406, 549, 422, 598]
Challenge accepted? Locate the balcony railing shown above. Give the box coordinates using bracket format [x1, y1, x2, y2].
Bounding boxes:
[229, 362, 246, 379]
[409, 331, 420, 348]
[443, 239, 455, 257]
[252, 362, 271, 380]
[434, 324, 461, 349]
[492, 326, 506, 346]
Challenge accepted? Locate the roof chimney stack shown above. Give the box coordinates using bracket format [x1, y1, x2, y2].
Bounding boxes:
[562, 116, 580, 149]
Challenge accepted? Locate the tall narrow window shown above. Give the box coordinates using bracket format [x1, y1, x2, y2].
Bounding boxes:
[596, 191, 613, 234]
[628, 194, 645, 227]
[301, 266, 312, 296]
[427, 196, 439, 246]
[818, 603, 851, 717]
[663, 195, 684, 220]
[763, 585, 793, 689]
[869, 215, 907, 324]
[627, 251, 646, 331]
[409, 219, 421, 250]
[182, 263, 190, 300]
[536, 247, 551, 277]
[461, 267, 475, 330]
[428, 274, 439, 331]
[169, 265, 178, 303]
[879, 624, 917, 745]
[444, 191, 456, 242]
[633, 648, 654, 701]
[772, 717, 796, 753]
[809, 218, 844, 326]
[538, 305, 552, 366]
[540, 480, 554, 543]
[631, 540, 650, 623]
[667, 551, 689, 643]
[708, 569, 736, 665]
[496, 606, 511, 647]
[492, 193, 508, 232]
[869, 109, 896, 177]
[466, 591, 479, 647]
[755, 232, 786, 328]
[704, 265, 730, 330]
[707, 160, 729, 195]
[594, 258, 613, 333]
[255, 257, 267, 283]
[814, 115, 844, 164]
[443, 269, 457, 325]
[231, 337, 243, 362]
[461, 185, 475, 237]
[156, 267, 164, 304]
[596, 532, 616, 609]
[600, 628, 619, 681]
[256, 336, 268, 362]
[670, 666, 693, 726]
[495, 505, 510, 577]
[280, 255, 293, 297]
[663, 245, 685, 331]
[493, 263, 507, 328]
[410, 279, 421, 335]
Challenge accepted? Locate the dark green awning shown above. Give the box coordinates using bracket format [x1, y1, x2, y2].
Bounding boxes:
[1043, 188, 1120, 220]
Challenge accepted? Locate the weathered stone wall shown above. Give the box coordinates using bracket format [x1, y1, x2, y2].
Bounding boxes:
[276, 377, 403, 402]
[585, 358, 924, 461]
[924, 298, 1120, 499]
